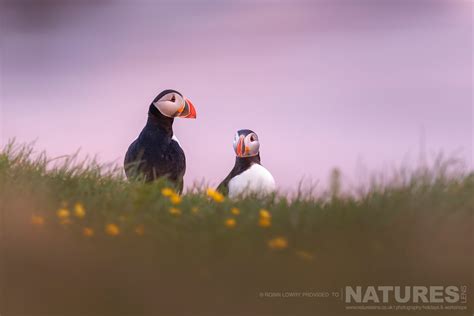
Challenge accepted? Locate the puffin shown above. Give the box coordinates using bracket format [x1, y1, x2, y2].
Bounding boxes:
[124, 89, 196, 193]
[217, 129, 276, 198]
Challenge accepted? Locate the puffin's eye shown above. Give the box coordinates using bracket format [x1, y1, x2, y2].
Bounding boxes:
[250, 135, 256, 142]
[170, 95, 176, 102]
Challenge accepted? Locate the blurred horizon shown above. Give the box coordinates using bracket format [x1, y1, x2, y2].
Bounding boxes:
[0, 0, 472, 192]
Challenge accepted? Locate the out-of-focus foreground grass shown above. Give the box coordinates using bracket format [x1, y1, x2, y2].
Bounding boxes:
[0, 142, 472, 316]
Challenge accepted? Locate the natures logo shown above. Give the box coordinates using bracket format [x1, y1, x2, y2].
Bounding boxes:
[345, 286, 465, 304]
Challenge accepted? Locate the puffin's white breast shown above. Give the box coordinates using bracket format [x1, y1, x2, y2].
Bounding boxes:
[228, 163, 276, 199]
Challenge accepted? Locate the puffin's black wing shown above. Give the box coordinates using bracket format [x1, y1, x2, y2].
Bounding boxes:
[216, 172, 233, 196]
[164, 139, 186, 193]
[124, 138, 143, 180]
[124, 131, 186, 193]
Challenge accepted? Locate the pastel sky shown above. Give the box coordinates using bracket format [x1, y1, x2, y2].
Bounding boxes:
[0, 0, 472, 192]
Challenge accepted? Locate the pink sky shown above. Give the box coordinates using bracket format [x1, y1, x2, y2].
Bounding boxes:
[0, 1, 472, 192]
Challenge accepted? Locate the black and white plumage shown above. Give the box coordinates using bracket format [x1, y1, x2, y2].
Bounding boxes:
[217, 129, 275, 198]
[124, 89, 196, 193]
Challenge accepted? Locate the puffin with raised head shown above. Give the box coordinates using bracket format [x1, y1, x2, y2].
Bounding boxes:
[217, 129, 276, 198]
[124, 89, 196, 193]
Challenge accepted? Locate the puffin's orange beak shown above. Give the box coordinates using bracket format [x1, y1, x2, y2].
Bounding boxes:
[178, 97, 196, 119]
[236, 135, 245, 157]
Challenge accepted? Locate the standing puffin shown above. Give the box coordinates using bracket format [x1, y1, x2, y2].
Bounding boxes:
[217, 129, 275, 198]
[124, 89, 196, 193]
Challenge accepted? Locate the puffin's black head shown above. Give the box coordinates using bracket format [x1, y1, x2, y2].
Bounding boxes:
[233, 129, 260, 157]
[149, 89, 197, 119]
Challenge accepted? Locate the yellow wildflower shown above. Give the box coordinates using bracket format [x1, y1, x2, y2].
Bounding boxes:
[225, 218, 236, 228]
[231, 207, 240, 215]
[295, 250, 315, 261]
[170, 193, 182, 205]
[134, 225, 145, 236]
[31, 215, 45, 226]
[268, 237, 288, 250]
[169, 207, 181, 216]
[213, 193, 225, 203]
[259, 209, 271, 219]
[73, 203, 86, 218]
[105, 223, 120, 236]
[258, 217, 271, 228]
[161, 187, 174, 197]
[56, 208, 70, 219]
[258, 209, 271, 227]
[206, 188, 225, 203]
[191, 207, 199, 214]
[83, 227, 94, 237]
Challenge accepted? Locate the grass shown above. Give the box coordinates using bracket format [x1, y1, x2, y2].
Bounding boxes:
[0, 141, 472, 316]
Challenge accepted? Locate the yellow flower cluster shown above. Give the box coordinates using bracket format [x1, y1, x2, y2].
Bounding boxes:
[56, 208, 70, 219]
[231, 207, 240, 215]
[161, 188, 174, 197]
[162, 187, 182, 205]
[83, 224, 145, 238]
[56, 208, 71, 225]
[74, 203, 86, 218]
[105, 223, 120, 236]
[206, 188, 225, 203]
[170, 194, 181, 205]
[224, 218, 236, 228]
[223, 207, 241, 228]
[267, 237, 288, 250]
[32, 200, 295, 254]
[169, 207, 181, 216]
[55, 202, 87, 225]
[258, 209, 271, 228]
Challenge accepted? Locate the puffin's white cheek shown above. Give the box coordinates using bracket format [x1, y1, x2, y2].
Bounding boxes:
[247, 141, 260, 156]
[243, 134, 260, 157]
[153, 100, 179, 118]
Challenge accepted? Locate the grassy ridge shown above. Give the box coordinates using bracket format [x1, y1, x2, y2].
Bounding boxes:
[0, 142, 472, 316]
